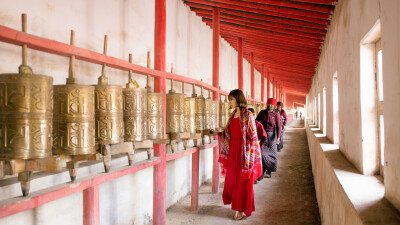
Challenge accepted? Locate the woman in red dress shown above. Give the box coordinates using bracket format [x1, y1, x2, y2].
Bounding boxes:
[218, 89, 263, 220]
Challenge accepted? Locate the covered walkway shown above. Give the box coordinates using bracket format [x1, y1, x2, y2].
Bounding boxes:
[166, 119, 320, 225]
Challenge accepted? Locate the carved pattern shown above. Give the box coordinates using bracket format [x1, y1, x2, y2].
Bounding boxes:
[123, 88, 148, 141]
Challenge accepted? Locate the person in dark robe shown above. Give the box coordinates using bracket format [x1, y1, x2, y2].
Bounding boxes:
[248, 107, 267, 184]
[276, 101, 287, 152]
[256, 98, 281, 178]
[218, 89, 263, 220]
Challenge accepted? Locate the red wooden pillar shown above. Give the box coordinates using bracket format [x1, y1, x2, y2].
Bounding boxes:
[153, 0, 167, 224]
[191, 149, 200, 211]
[238, 37, 243, 90]
[83, 186, 100, 225]
[250, 52, 254, 103]
[211, 7, 220, 194]
[261, 64, 265, 105]
[266, 73, 270, 100]
[153, 143, 166, 225]
[275, 81, 278, 99]
[272, 77, 275, 99]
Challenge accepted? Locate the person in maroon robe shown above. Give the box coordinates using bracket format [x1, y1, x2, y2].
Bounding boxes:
[256, 98, 281, 178]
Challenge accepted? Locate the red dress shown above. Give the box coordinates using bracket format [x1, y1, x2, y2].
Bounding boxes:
[222, 117, 255, 216]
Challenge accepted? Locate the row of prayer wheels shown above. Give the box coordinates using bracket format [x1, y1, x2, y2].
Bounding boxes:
[166, 77, 221, 135]
[0, 14, 232, 161]
[0, 16, 164, 160]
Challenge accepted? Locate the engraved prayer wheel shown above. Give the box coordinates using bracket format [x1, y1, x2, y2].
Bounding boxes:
[122, 54, 148, 142]
[147, 92, 163, 139]
[210, 100, 218, 130]
[204, 96, 212, 130]
[219, 96, 229, 129]
[166, 76, 185, 133]
[166, 90, 185, 133]
[194, 85, 205, 132]
[53, 30, 95, 156]
[123, 86, 148, 142]
[53, 85, 95, 155]
[94, 35, 124, 145]
[184, 97, 196, 133]
[0, 14, 53, 159]
[145, 52, 163, 140]
[0, 72, 53, 159]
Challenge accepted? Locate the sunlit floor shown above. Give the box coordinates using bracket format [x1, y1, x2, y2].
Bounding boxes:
[166, 119, 321, 225]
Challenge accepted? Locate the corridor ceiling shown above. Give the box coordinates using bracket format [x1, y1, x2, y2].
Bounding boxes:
[183, 0, 338, 95]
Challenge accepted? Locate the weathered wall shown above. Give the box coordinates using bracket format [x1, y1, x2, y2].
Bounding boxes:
[306, 0, 400, 211]
[0, 0, 250, 224]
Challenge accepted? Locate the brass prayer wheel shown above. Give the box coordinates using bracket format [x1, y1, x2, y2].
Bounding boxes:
[166, 76, 185, 133]
[147, 92, 163, 139]
[53, 85, 95, 155]
[204, 96, 212, 130]
[0, 14, 53, 159]
[219, 96, 229, 129]
[0, 72, 53, 159]
[210, 100, 218, 130]
[195, 85, 205, 132]
[145, 52, 163, 140]
[122, 54, 148, 142]
[53, 30, 95, 156]
[94, 35, 124, 145]
[166, 90, 185, 133]
[184, 97, 196, 133]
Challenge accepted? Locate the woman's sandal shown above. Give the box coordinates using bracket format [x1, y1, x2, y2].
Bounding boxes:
[233, 212, 246, 220]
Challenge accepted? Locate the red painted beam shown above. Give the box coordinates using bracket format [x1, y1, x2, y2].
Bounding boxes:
[291, 0, 337, 5]
[83, 186, 100, 225]
[225, 37, 320, 57]
[207, 21, 324, 45]
[201, 16, 325, 40]
[194, 9, 327, 35]
[238, 37, 243, 90]
[188, 4, 328, 30]
[191, 149, 200, 211]
[0, 158, 161, 219]
[208, 22, 323, 45]
[239, 0, 334, 13]
[212, 145, 220, 193]
[185, 0, 331, 21]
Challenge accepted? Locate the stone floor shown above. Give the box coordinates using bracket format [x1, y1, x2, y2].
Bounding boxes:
[166, 119, 321, 225]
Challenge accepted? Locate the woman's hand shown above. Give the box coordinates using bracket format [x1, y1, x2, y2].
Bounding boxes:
[276, 138, 280, 145]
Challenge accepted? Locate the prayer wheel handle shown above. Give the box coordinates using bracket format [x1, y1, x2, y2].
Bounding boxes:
[19, 14, 33, 75]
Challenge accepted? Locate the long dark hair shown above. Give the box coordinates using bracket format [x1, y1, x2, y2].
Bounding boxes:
[228, 89, 247, 110]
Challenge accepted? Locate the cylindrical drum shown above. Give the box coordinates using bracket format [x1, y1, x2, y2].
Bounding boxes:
[53, 84, 95, 155]
[0, 73, 53, 159]
[123, 87, 148, 142]
[210, 101, 218, 130]
[195, 95, 205, 132]
[94, 85, 124, 145]
[184, 97, 196, 133]
[166, 91, 185, 133]
[219, 99, 229, 129]
[204, 98, 212, 130]
[147, 92, 163, 140]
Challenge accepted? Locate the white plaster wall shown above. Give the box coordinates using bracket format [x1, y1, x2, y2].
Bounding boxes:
[0, 0, 243, 224]
[307, 0, 400, 211]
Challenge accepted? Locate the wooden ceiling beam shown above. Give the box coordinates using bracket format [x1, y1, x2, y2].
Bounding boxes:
[239, 0, 334, 13]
